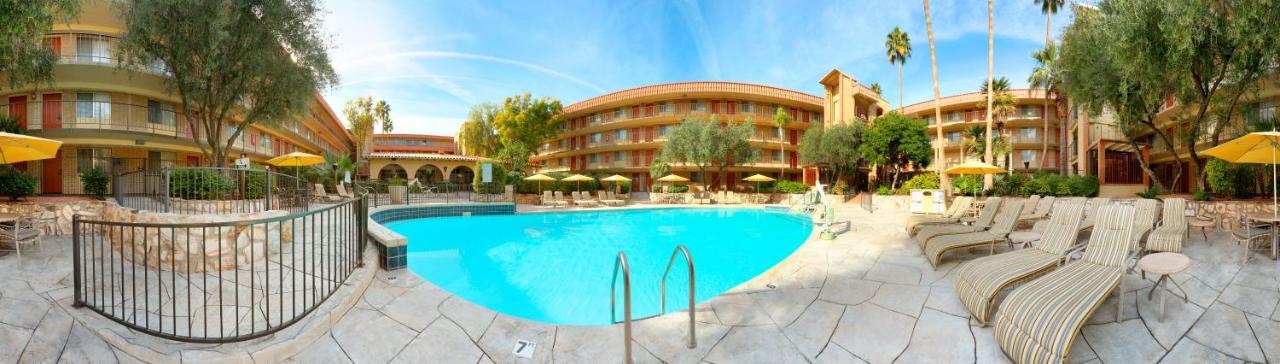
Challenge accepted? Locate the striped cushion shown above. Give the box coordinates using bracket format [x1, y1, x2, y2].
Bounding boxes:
[954, 249, 1061, 324]
[1129, 199, 1160, 249]
[915, 198, 1003, 245]
[1077, 198, 1112, 232]
[993, 262, 1123, 364]
[905, 197, 973, 235]
[1146, 198, 1187, 253]
[924, 202, 1024, 266]
[1019, 196, 1056, 221]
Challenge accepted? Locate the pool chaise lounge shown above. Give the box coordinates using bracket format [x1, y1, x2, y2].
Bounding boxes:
[1017, 196, 1055, 226]
[572, 191, 599, 207]
[922, 199, 1024, 268]
[1146, 198, 1187, 253]
[905, 196, 975, 236]
[1067, 198, 1112, 233]
[953, 201, 1086, 325]
[993, 204, 1137, 364]
[1130, 199, 1161, 250]
[915, 197, 1004, 246]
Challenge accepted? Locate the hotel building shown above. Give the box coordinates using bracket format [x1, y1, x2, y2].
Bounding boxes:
[365, 133, 484, 184]
[902, 89, 1062, 173]
[0, 1, 354, 194]
[531, 76, 887, 191]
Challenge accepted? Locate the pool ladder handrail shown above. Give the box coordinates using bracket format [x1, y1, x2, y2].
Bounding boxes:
[610, 251, 633, 364]
[659, 244, 697, 349]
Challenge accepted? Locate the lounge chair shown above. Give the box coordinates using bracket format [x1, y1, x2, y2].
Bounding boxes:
[542, 191, 566, 207]
[1070, 198, 1112, 233]
[0, 217, 43, 257]
[1017, 196, 1055, 227]
[572, 191, 599, 207]
[922, 200, 1024, 268]
[993, 204, 1137, 364]
[597, 190, 624, 206]
[313, 184, 341, 202]
[954, 201, 1087, 325]
[335, 183, 354, 199]
[1145, 197, 1187, 253]
[1130, 199, 1161, 248]
[915, 197, 1004, 245]
[554, 191, 569, 206]
[906, 196, 975, 236]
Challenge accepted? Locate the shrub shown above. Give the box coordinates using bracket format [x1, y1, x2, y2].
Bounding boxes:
[471, 162, 507, 194]
[1205, 158, 1253, 198]
[901, 172, 940, 190]
[1064, 175, 1099, 197]
[1137, 185, 1160, 199]
[1193, 189, 1211, 201]
[992, 173, 1029, 196]
[0, 171, 36, 200]
[79, 167, 110, 199]
[170, 169, 235, 200]
[831, 180, 849, 195]
[664, 184, 689, 193]
[775, 180, 809, 194]
[952, 175, 983, 195]
[876, 185, 894, 195]
[387, 177, 406, 186]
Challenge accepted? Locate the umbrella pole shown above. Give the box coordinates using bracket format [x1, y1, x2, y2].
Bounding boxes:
[1273, 140, 1277, 259]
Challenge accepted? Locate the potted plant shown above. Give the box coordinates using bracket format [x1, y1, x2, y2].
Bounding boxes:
[388, 177, 407, 204]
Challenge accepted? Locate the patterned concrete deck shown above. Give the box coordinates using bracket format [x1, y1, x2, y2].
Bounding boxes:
[1, 202, 1277, 363]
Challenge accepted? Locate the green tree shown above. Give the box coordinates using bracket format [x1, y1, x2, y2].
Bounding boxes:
[115, 0, 338, 167]
[457, 103, 501, 157]
[771, 106, 793, 178]
[659, 116, 759, 190]
[1028, 43, 1062, 171]
[493, 93, 563, 171]
[869, 83, 883, 97]
[0, 0, 80, 89]
[798, 122, 864, 188]
[344, 96, 393, 174]
[885, 26, 912, 113]
[861, 113, 933, 189]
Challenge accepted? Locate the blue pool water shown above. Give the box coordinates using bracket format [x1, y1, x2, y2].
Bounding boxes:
[386, 207, 813, 325]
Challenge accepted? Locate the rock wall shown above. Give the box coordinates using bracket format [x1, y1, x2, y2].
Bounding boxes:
[94, 203, 295, 273]
[0, 200, 104, 235]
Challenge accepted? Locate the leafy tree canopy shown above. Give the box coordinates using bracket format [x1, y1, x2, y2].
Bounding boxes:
[0, 0, 80, 89]
[660, 116, 759, 190]
[492, 93, 562, 171]
[457, 103, 500, 158]
[861, 113, 932, 188]
[344, 96, 392, 162]
[798, 122, 864, 186]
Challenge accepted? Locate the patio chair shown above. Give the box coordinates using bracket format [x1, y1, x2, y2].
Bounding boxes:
[922, 199, 1024, 268]
[1146, 198, 1188, 253]
[1016, 196, 1055, 227]
[313, 184, 341, 202]
[34, 210, 59, 236]
[1230, 211, 1272, 263]
[0, 217, 43, 257]
[907, 196, 975, 236]
[954, 201, 1086, 325]
[993, 204, 1137, 364]
[915, 197, 1005, 245]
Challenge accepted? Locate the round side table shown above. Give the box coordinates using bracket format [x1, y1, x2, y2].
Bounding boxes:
[1187, 218, 1214, 242]
[1137, 252, 1191, 322]
[1008, 231, 1042, 249]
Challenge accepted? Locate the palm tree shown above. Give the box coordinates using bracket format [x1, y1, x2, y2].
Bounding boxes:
[772, 106, 793, 179]
[870, 82, 884, 97]
[1028, 44, 1060, 171]
[979, 77, 1018, 168]
[983, 0, 995, 188]
[1036, 0, 1064, 172]
[885, 27, 912, 113]
[963, 125, 986, 158]
[924, 0, 946, 187]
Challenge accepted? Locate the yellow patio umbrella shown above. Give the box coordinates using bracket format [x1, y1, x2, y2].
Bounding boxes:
[742, 173, 775, 193]
[1202, 132, 1280, 255]
[655, 174, 689, 193]
[523, 173, 556, 194]
[0, 132, 62, 164]
[266, 151, 325, 189]
[561, 174, 595, 191]
[601, 174, 631, 194]
[944, 160, 1005, 197]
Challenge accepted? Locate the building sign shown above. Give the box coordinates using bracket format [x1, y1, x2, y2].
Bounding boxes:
[481, 163, 493, 183]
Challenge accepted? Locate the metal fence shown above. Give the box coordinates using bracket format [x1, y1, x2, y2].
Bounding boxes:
[114, 167, 311, 214]
[71, 197, 368, 342]
[355, 181, 512, 208]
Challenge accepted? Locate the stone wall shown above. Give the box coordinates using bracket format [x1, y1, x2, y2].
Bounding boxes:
[94, 202, 295, 272]
[0, 200, 105, 235]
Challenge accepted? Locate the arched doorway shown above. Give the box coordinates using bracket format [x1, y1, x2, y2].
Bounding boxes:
[449, 166, 474, 184]
[415, 165, 444, 183]
[378, 163, 407, 180]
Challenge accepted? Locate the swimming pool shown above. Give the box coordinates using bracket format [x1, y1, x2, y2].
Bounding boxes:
[385, 207, 813, 325]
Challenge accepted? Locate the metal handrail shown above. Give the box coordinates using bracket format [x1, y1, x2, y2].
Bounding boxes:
[659, 244, 697, 349]
[610, 251, 633, 364]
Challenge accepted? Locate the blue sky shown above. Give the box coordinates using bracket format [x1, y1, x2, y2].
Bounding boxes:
[321, 0, 1082, 135]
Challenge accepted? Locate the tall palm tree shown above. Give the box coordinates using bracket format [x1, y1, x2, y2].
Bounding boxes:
[1036, 0, 1064, 172]
[983, 0, 995, 188]
[1028, 44, 1060, 171]
[772, 106, 793, 179]
[885, 27, 912, 113]
[924, 0, 946, 187]
[870, 82, 884, 97]
[979, 77, 1018, 168]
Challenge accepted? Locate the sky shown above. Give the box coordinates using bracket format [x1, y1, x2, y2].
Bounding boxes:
[320, 0, 1083, 136]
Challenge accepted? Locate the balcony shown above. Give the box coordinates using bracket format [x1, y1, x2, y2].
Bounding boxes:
[48, 33, 171, 76]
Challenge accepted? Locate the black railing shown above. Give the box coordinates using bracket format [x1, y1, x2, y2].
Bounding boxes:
[71, 197, 368, 343]
[355, 181, 513, 208]
[115, 167, 311, 214]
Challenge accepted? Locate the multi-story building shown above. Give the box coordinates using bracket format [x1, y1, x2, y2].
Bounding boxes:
[0, 1, 353, 194]
[903, 89, 1061, 172]
[371, 134, 457, 155]
[365, 133, 482, 184]
[530, 80, 885, 191]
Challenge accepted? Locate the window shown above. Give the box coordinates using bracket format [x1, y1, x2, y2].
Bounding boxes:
[591, 133, 602, 144]
[658, 125, 669, 136]
[947, 131, 962, 142]
[75, 35, 110, 64]
[614, 151, 624, 161]
[771, 150, 782, 161]
[813, 113, 823, 124]
[925, 115, 936, 125]
[774, 127, 784, 138]
[614, 108, 624, 119]
[1020, 128, 1038, 139]
[147, 100, 175, 126]
[1253, 100, 1276, 122]
[589, 154, 598, 163]
[1020, 105, 1040, 117]
[76, 148, 110, 173]
[75, 93, 110, 121]
[947, 111, 963, 122]
[658, 102, 673, 113]
[558, 158, 565, 166]
[691, 100, 706, 112]
[1020, 150, 1038, 164]
[739, 101, 753, 113]
[616, 129, 627, 140]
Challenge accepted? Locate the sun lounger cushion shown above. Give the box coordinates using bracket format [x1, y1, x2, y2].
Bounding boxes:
[1146, 198, 1187, 253]
[906, 197, 974, 235]
[923, 200, 1023, 267]
[915, 197, 1003, 245]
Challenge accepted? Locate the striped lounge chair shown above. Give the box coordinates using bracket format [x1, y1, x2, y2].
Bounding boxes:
[1017, 196, 1055, 226]
[922, 200, 1024, 268]
[915, 197, 1004, 245]
[906, 196, 975, 236]
[993, 204, 1137, 364]
[1130, 199, 1161, 249]
[1145, 198, 1187, 253]
[1073, 198, 1112, 233]
[953, 201, 1086, 325]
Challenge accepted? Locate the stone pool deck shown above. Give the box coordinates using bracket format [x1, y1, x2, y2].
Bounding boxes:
[1, 202, 1278, 363]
